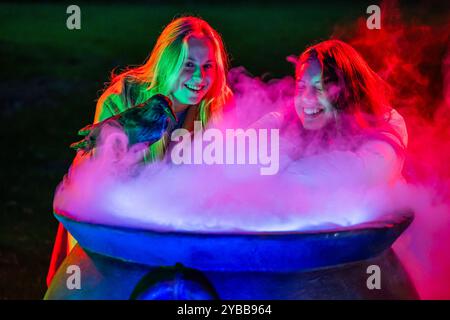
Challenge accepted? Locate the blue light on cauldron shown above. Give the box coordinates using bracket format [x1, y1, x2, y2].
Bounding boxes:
[45, 210, 418, 299]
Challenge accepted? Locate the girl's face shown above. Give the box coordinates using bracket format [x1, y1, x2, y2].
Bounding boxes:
[294, 59, 336, 131]
[171, 36, 216, 111]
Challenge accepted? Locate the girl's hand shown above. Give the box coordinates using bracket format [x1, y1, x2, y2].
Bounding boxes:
[70, 94, 176, 153]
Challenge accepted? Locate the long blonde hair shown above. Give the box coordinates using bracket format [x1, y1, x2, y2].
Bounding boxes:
[96, 16, 232, 126]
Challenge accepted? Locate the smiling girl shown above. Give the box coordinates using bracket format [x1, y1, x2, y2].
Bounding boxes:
[93, 16, 232, 161]
[47, 16, 233, 286]
[276, 40, 408, 187]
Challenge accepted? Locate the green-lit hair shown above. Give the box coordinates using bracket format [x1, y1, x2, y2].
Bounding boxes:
[95, 16, 233, 161]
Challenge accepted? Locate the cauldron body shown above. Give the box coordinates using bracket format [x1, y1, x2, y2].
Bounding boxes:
[45, 212, 418, 299]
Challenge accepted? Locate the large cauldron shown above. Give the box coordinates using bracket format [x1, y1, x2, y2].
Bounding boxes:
[45, 210, 417, 299]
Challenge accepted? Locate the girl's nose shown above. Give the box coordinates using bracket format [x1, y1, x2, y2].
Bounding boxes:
[300, 87, 316, 106]
[192, 66, 204, 81]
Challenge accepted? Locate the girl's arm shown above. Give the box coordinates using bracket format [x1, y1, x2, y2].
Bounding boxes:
[284, 136, 405, 188]
[284, 108, 408, 188]
[48, 80, 145, 286]
[94, 78, 132, 123]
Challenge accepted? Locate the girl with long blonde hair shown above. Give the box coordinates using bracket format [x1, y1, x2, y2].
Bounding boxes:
[47, 16, 233, 286]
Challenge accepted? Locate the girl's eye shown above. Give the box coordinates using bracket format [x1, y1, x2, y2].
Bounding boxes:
[185, 62, 195, 68]
[203, 63, 214, 70]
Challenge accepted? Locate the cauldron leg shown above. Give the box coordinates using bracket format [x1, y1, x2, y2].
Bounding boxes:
[130, 263, 219, 300]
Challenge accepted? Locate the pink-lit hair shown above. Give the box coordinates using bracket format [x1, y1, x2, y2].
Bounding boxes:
[296, 39, 392, 128]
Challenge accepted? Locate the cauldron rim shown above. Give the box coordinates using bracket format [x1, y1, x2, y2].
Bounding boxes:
[53, 209, 414, 271]
[54, 208, 413, 237]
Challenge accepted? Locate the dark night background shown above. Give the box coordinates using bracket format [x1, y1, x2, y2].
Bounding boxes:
[0, 1, 448, 299]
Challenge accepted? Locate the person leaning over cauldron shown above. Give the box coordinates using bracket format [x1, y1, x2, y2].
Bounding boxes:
[255, 40, 408, 186]
[46, 16, 233, 286]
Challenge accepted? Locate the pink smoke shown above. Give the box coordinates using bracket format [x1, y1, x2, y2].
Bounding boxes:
[52, 0, 449, 299]
[332, 0, 450, 299]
